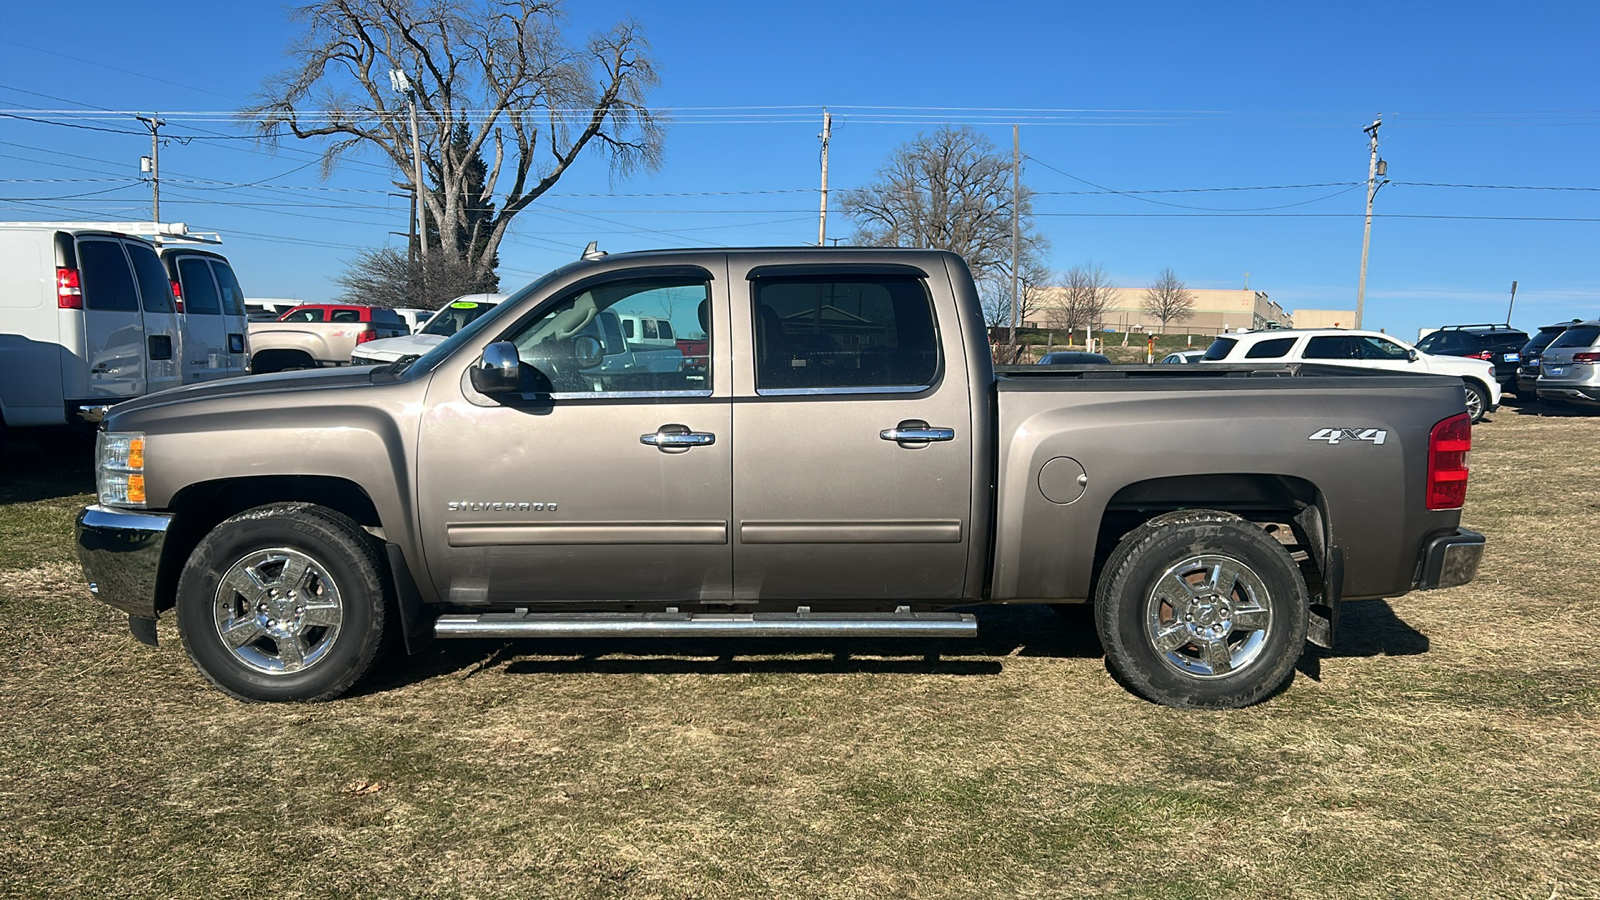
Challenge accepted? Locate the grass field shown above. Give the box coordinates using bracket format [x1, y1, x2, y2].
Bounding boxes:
[2, 401, 1597, 899]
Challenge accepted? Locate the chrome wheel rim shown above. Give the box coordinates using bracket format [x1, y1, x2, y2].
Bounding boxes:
[1145, 554, 1273, 678]
[212, 548, 344, 675]
[1465, 387, 1483, 420]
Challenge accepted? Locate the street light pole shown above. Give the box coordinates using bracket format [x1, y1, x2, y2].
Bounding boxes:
[1355, 115, 1386, 330]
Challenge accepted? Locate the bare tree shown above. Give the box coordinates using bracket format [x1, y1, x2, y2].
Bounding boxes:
[242, 0, 664, 289]
[334, 245, 488, 308]
[978, 255, 1053, 330]
[1044, 263, 1116, 336]
[841, 126, 1048, 285]
[1141, 267, 1195, 334]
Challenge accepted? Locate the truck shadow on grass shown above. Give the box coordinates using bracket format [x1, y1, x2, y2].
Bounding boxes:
[1298, 598, 1430, 680]
[0, 438, 95, 504]
[367, 599, 1428, 690]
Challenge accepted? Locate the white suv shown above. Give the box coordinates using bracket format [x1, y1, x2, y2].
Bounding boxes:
[1201, 328, 1501, 423]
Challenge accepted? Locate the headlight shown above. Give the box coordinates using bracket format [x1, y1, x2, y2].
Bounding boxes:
[97, 431, 147, 508]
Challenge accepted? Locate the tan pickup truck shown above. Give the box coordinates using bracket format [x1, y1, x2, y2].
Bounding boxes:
[75, 248, 1485, 709]
[247, 304, 408, 373]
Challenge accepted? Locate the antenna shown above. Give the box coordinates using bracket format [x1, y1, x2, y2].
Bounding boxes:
[581, 241, 607, 260]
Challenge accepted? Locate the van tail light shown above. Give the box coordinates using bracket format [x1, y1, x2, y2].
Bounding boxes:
[1426, 413, 1472, 510]
[56, 267, 83, 309]
[1472, 350, 1494, 361]
[355, 328, 378, 344]
[170, 279, 184, 313]
[1573, 352, 1600, 364]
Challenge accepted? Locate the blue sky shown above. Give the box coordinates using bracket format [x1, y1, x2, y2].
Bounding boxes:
[2, 0, 1595, 340]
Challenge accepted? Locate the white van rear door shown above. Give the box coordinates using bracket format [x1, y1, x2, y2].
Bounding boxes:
[171, 254, 227, 382]
[74, 238, 147, 401]
[125, 241, 183, 394]
[208, 260, 251, 376]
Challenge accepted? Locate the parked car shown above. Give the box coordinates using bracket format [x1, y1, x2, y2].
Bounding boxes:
[0, 225, 185, 435]
[76, 247, 1485, 710]
[348, 295, 508, 366]
[1201, 328, 1501, 423]
[1534, 319, 1600, 406]
[1515, 320, 1583, 396]
[1038, 351, 1111, 365]
[1160, 350, 1206, 364]
[247, 304, 408, 373]
[1413, 324, 1529, 392]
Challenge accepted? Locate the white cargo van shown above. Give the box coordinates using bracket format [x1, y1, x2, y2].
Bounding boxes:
[0, 225, 187, 433]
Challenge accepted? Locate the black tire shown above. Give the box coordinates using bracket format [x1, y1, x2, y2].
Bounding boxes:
[1463, 381, 1489, 424]
[1094, 509, 1308, 709]
[176, 503, 390, 702]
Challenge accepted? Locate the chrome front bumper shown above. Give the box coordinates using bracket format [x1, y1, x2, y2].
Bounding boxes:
[75, 505, 172, 618]
[1415, 528, 1485, 591]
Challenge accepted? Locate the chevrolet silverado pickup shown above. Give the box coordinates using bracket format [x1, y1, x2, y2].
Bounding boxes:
[75, 248, 1485, 709]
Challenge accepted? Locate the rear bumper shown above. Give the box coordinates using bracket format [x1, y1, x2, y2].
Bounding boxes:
[1536, 385, 1600, 404]
[1414, 528, 1485, 591]
[75, 505, 172, 617]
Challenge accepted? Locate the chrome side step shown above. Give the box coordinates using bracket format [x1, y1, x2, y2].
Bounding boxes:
[434, 606, 977, 640]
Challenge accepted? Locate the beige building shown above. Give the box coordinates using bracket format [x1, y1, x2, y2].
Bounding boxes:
[1025, 285, 1355, 336]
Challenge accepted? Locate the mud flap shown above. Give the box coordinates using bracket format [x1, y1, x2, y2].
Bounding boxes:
[1307, 546, 1343, 649]
[385, 543, 436, 655]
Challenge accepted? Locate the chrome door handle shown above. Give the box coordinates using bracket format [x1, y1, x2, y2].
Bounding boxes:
[641, 423, 716, 448]
[880, 419, 955, 443]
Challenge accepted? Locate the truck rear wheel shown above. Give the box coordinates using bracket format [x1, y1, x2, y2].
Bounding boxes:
[176, 503, 390, 702]
[1095, 510, 1307, 709]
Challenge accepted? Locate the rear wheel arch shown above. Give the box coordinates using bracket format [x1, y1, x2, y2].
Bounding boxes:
[1090, 473, 1328, 607]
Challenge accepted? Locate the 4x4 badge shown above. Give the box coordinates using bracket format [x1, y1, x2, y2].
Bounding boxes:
[1309, 427, 1387, 445]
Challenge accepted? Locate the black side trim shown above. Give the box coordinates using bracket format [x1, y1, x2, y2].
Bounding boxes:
[747, 263, 929, 279]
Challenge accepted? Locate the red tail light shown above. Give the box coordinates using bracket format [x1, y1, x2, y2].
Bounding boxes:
[56, 267, 83, 309]
[1473, 350, 1494, 361]
[1426, 413, 1472, 510]
[355, 328, 378, 344]
[1573, 352, 1600, 364]
[170, 279, 185, 313]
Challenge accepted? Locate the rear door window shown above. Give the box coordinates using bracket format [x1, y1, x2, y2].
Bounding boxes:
[283, 308, 325, 322]
[752, 276, 939, 392]
[209, 261, 246, 316]
[177, 257, 222, 314]
[77, 239, 140, 312]
[1304, 336, 1357, 359]
[1244, 337, 1296, 359]
[330, 309, 362, 323]
[126, 243, 175, 313]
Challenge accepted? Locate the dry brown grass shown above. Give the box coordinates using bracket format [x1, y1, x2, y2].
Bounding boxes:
[2, 402, 1597, 899]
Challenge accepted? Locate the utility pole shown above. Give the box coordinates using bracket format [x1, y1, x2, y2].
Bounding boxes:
[1008, 124, 1020, 361]
[817, 110, 832, 246]
[136, 115, 165, 222]
[1356, 115, 1387, 330]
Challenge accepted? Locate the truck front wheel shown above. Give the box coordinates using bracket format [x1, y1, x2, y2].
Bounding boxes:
[1095, 510, 1308, 709]
[175, 503, 390, 702]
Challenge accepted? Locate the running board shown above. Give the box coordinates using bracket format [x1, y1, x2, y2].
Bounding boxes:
[434, 607, 977, 640]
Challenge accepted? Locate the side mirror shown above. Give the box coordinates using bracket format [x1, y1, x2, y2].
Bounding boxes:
[470, 341, 523, 394]
[573, 334, 604, 368]
[1407, 348, 1419, 362]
